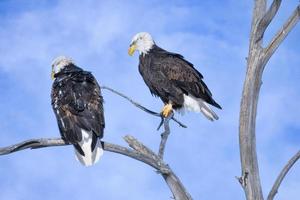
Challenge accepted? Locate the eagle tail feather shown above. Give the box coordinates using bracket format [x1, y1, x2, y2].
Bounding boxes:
[182, 94, 219, 121]
[74, 143, 85, 156]
[199, 101, 219, 121]
[74, 129, 103, 166]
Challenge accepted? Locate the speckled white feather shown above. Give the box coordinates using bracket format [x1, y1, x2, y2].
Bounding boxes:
[75, 129, 103, 166]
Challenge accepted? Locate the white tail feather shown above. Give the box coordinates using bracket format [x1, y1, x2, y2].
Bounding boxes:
[181, 94, 219, 121]
[74, 129, 103, 167]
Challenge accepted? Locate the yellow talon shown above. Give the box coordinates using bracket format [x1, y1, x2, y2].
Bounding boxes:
[161, 103, 173, 117]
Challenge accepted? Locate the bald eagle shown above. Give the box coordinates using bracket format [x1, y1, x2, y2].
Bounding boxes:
[128, 32, 221, 120]
[51, 56, 105, 166]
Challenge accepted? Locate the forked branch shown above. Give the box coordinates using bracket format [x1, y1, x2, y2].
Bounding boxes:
[264, 5, 300, 62]
[0, 137, 160, 169]
[0, 134, 191, 200]
[256, 0, 282, 42]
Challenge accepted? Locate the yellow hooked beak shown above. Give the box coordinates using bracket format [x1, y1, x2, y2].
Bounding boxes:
[128, 44, 136, 56]
[51, 71, 55, 80]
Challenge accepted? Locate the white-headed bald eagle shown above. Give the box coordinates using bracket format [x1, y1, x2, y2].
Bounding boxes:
[128, 32, 221, 120]
[51, 56, 105, 166]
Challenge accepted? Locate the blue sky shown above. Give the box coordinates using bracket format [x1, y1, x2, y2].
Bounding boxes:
[0, 0, 299, 199]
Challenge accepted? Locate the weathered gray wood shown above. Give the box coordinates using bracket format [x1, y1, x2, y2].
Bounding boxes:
[158, 113, 172, 159]
[239, 1, 300, 200]
[0, 134, 192, 200]
[124, 134, 192, 200]
[267, 151, 300, 200]
[264, 5, 300, 63]
[239, 1, 267, 200]
[256, 0, 282, 42]
[124, 135, 161, 163]
[163, 169, 193, 200]
[0, 137, 160, 169]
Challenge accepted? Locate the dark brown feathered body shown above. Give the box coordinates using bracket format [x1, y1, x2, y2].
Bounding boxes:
[51, 64, 105, 155]
[139, 44, 221, 110]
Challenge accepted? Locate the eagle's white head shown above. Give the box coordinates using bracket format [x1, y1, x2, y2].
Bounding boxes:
[51, 56, 74, 79]
[128, 32, 155, 56]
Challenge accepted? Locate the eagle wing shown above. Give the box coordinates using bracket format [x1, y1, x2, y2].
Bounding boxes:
[162, 53, 221, 108]
[51, 71, 105, 144]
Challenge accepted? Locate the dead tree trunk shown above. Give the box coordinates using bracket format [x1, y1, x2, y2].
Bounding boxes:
[239, 1, 300, 200]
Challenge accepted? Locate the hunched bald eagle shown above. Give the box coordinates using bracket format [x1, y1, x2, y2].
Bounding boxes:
[51, 56, 105, 166]
[128, 32, 221, 120]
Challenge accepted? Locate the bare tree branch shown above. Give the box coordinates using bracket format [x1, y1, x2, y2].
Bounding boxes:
[0, 137, 162, 169]
[101, 86, 187, 129]
[163, 168, 193, 200]
[124, 135, 161, 163]
[158, 113, 172, 159]
[0, 138, 66, 155]
[0, 134, 192, 200]
[255, 0, 282, 42]
[264, 5, 300, 62]
[267, 150, 300, 200]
